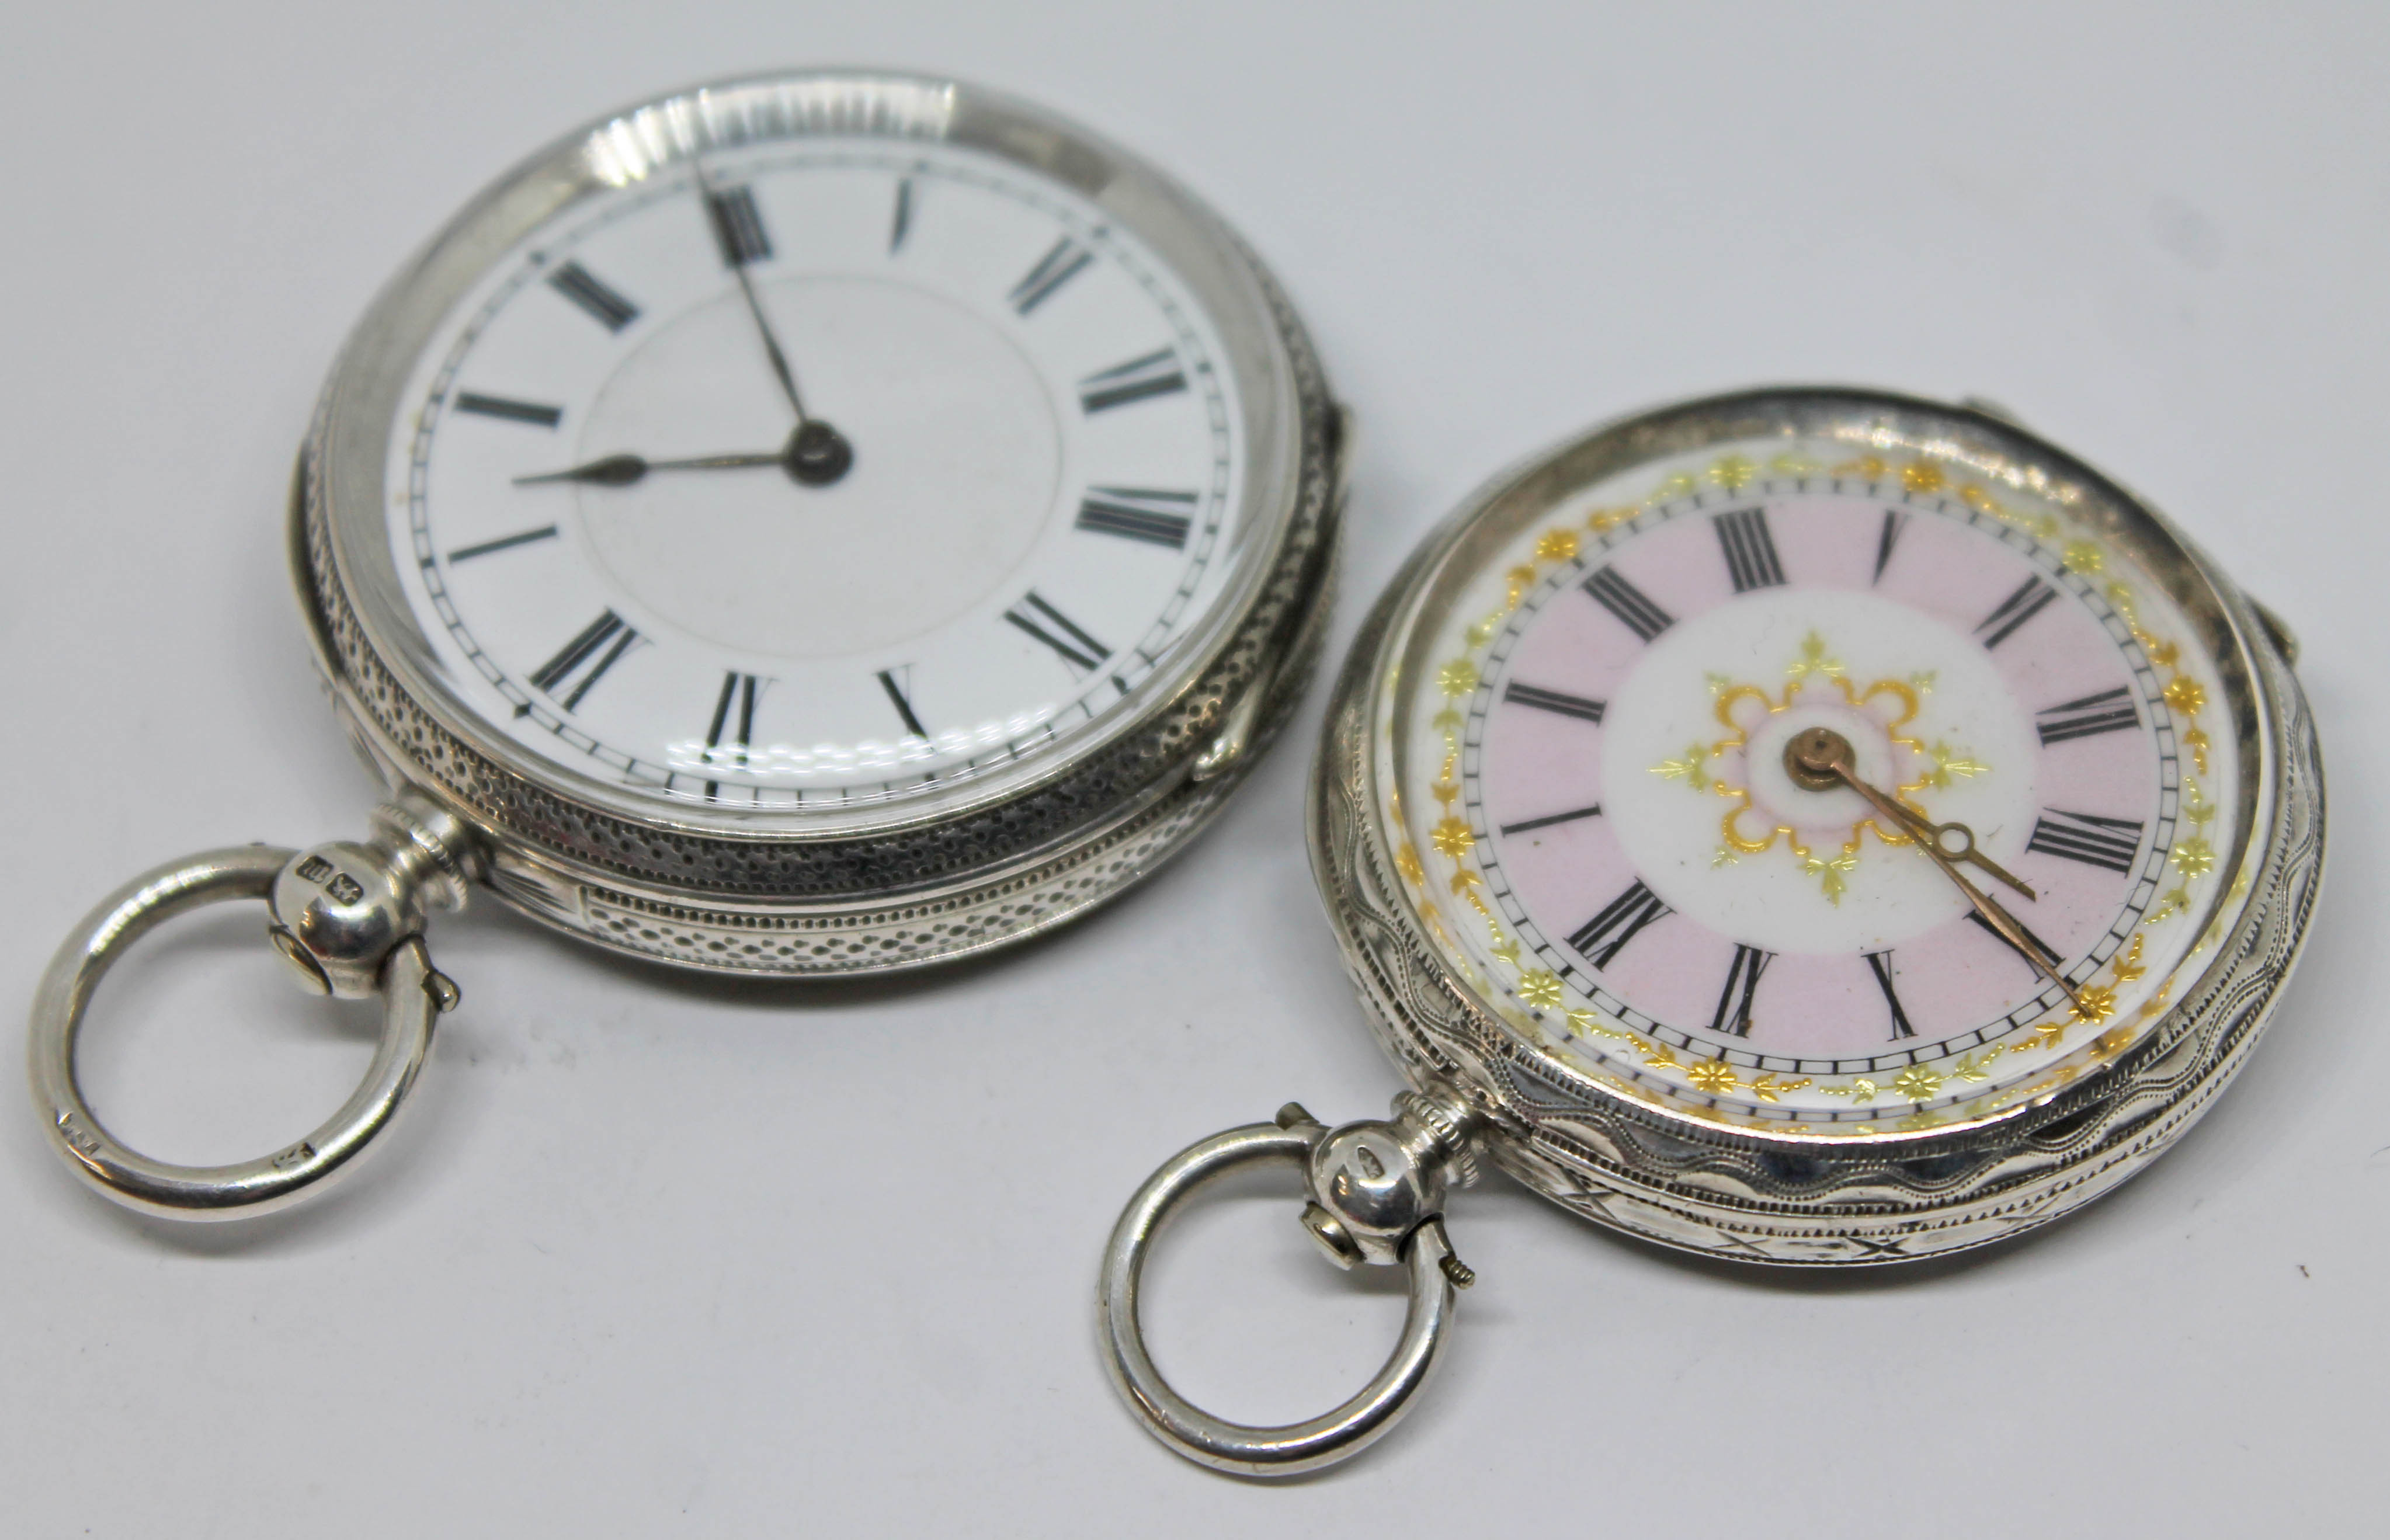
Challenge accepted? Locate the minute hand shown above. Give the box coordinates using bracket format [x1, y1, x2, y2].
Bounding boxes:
[690, 158, 853, 487]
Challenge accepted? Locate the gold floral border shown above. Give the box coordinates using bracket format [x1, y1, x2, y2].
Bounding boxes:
[1391, 448, 2219, 1134]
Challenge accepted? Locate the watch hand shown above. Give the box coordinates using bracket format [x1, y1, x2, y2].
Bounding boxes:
[513, 426, 851, 488]
[1851, 783, 2038, 901]
[1785, 727, 2089, 1018]
[1779, 726, 2034, 899]
[689, 158, 854, 488]
[513, 451, 777, 487]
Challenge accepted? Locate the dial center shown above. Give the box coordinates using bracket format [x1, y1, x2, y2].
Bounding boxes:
[1783, 725, 1853, 790]
[1591, 588, 2038, 955]
[784, 418, 855, 487]
[574, 274, 1062, 660]
[1744, 709, 1893, 829]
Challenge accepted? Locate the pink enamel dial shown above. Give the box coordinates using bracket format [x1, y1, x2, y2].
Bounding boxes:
[1387, 416, 2242, 1131]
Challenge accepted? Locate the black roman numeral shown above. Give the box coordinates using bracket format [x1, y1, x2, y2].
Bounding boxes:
[1009, 235, 1095, 315]
[524, 610, 638, 712]
[2025, 808, 2144, 874]
[2034, 686, 2139, 746]
[703, 672, 763, 797]
[1581, 567, 1675, 643]
[1566, 879, 1672, 970]
[1502, 682, 1606, 724]
[1712, 508, 1787, 593]
[1078, 348, 1187, 413]
[706, 185, 772, 267]
[1873, 509, 1908, 585]
[890, 176, 916, 253]
[1075, 487, 1196, 550]
[1966, 910, 2065, 971]
[446, 525, 557, 563]
[877, 668, 929, 738]
[546, 260, 640, 333]
[1498, 805, 1602, 836]
[1003, 592, 1110, 674]
[1976, 575, 2058, 649]
[1710, 944, 1773, 1037]
[1865, 950, 1916, 1039]
[453, 392, 562, 429]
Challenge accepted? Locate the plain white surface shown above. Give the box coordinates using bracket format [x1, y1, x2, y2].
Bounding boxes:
[4, 3, 2384, 1534]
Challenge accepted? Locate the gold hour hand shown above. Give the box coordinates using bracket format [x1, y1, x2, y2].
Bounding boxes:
[1783, 727, 2035, 899]
[1868, 793, 2038, 901]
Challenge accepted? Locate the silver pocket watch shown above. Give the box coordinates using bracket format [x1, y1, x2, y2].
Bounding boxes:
[31, 69, 1344, 1219]
[1099, 386, 2323, 1475]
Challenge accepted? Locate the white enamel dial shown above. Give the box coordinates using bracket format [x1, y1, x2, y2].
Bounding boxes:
[389, 140, 1245, 810]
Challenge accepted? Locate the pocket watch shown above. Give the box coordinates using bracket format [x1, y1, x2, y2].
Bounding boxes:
[1097, 386, 2322, 1475]
[31, 69, 1343, 1220]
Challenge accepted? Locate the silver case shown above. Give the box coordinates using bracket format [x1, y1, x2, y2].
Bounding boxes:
[292, 71, 1343, 976]
[1310, 387, 2323, 1264]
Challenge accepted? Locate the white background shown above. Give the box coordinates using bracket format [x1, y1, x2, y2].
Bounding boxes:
[4, 4, 2384, 1534]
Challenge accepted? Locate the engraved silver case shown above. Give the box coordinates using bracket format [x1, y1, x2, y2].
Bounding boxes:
[295, 71, 1342, 976]
[1311, 388, 2322, 1264]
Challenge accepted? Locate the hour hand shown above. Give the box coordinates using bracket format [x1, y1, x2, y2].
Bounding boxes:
[1782, 728, 2035, 901]
[1784, 727, 2086, 1014]
[513, 453, 651, 487]
[512, 450, 783, 487]
[1867, 791, 2037, 901]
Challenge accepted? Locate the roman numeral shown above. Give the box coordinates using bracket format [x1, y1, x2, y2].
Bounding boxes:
[1075, 487, 1196, 550]
[1566, 879, 1672, 970]
[703, 672, 763, 798]
[890, 176, 916, 253]
[1710, 944, 1774, 1037]
[1498, 805, 1602, 836]
[877, 668, 928, 738]
[524, 610, 638, 712]
[446, 525, 557, 564]
[1003, 591, 1110, 674]
[1078, 348, 1187, 413]
[1009, 235, 1095, 315]
[1712, 507, 1787, 593]
[452, 392, 562, 429]
[2034, 686, 2139, 746]
[1865, 951, 1916, 1039]
[1966, 910, 2065, 971]
[1975, 575, 2058, 649]
[1581, 566, 1675, 643]
[706, 185, 772, 267]
[2025, 808, 2145, 874]
[1502, 682, 1606, 724]
[1873, 509, 1908, 585]
[546, 260, 640, 333]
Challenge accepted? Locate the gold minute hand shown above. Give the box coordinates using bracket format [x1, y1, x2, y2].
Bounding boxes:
[1783, 727, 2088, 1018]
